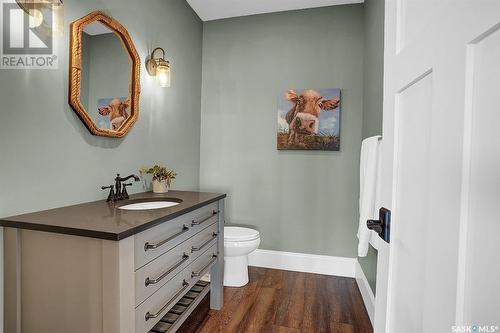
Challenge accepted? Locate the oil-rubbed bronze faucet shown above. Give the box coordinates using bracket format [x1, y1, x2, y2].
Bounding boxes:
[102, 174, 140, 202]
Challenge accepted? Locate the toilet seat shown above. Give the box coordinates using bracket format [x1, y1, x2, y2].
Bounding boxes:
[224, 227, 260, 242]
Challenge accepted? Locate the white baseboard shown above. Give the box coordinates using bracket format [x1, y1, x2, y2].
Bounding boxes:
[248, 249, 356, 278]
[355, 259, 375, 325]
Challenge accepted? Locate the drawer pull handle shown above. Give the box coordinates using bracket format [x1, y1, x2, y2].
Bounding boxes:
[144, 225, 189, 251]
[145, 280, 189, 321]
[191, 255, 218, 278]
[191, 210, 218, 226]
[191, 232, 218, 253]
[145, 254, 190, 287]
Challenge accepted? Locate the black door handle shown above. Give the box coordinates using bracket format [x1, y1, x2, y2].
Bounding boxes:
[367, 219, 383, 234]
[366, 207, 391, 243]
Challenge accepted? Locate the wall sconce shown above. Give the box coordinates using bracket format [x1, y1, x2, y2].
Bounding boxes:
[146, 47, 171, 88]
[15, 0, 64, 37]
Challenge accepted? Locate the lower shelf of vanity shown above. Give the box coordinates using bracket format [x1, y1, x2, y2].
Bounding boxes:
[149, 280, 210, 333]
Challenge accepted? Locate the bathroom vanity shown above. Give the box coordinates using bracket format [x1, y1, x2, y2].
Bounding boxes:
[0, 191, 225, 333]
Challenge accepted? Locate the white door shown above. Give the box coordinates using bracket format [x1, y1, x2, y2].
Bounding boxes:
[374, 1, 500, 332]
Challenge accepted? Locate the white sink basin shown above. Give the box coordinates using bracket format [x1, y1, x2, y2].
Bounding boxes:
[118, 201, 180, 210]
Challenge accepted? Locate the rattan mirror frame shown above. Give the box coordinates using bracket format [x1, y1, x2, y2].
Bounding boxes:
[68, 11, 140, 138]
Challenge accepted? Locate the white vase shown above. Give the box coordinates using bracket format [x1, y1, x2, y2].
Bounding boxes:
[152, 179, 169, 193]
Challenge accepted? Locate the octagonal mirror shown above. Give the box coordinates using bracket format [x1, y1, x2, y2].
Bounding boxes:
[69, 11, 140, 138]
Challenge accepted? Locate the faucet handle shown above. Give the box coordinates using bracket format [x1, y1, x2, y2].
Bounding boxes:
[102, 185, 116, 202]
[122, 183, 132, 200]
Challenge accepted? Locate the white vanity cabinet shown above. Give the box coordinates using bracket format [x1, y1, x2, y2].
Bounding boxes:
[2, 192, 225, 333]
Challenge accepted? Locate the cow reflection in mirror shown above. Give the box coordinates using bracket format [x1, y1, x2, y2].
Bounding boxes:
[97, 97, 130, 131]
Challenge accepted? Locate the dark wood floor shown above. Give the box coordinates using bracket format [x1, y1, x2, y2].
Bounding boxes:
[178, 267, 373, 333]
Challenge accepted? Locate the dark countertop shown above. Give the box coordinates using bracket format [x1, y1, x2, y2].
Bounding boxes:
[0, 191, 226, 241]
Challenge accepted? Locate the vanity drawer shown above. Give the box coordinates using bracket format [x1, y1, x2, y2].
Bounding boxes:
[135, 221, 218, 306]
[135, 269, 192, 333]
[188, 221, 218, 260]
[135, 241, 191, 306]
[134, 202, 218, 269]
[189, 243, 218, 284]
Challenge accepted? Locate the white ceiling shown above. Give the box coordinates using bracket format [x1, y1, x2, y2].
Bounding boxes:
[83, 22, 112, 36]
[186, 0, 364, 21]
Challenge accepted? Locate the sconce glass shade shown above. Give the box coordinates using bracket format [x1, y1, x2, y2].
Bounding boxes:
[52, 2, 64, 36]
[146, 47, 171, 88]
[16, 0, 64, 37]
[28, 8, 44, 26]
[157, 63, 171, 88]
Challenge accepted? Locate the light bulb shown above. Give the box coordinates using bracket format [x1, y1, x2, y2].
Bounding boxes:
[28, 9, 43, 27]
[157, 64, 171, 88]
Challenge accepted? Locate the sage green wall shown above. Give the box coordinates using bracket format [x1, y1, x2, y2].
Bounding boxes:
[0, 2, 202, 328]
[359, 244, 378, 293]
[200, 5, 364, 257]
[83, 32, 130, 120]
[0, 0, 203, 219]
[81, 33, 91, 112]
[359, 0, 386, 294]
[362, 0, 384, 139]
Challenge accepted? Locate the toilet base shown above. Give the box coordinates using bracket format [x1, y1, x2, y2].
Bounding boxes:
[223, 255, 249, 287]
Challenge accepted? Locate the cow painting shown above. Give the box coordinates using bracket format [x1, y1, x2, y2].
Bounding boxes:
[277, 88, 341, 150]
[97, 97, 130, 131]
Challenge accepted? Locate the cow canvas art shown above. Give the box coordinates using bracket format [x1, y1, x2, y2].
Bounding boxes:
[277, 88, 341, 151]
[96, 97, 130, 131]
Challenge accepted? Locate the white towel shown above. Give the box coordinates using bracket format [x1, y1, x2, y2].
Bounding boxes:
[357, 136, 382, 257]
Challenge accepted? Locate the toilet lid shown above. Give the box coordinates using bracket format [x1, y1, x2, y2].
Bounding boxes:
[224, 227, 260, 241]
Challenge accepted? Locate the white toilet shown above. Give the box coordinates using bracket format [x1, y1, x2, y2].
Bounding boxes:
[223, 226, 260, 287]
